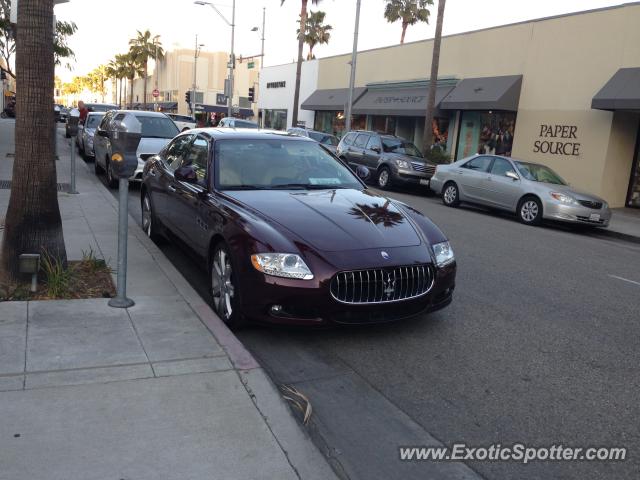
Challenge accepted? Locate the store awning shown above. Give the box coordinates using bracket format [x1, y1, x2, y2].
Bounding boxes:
[301, 87, 366, 111]
[351, 85, 454, 116]
[156, 101, 178, 110]
[592, 68, 640, 111]
[439, 75, 523, 111]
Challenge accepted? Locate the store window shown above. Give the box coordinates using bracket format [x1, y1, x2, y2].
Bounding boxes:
[264, 109, 287, 130]
[370, 115, 396, 135]
[314, 111, 367, 138]
[456, 111, 517, 160]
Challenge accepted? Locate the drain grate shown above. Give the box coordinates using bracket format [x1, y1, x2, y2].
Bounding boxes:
[0, 180, 71, 192]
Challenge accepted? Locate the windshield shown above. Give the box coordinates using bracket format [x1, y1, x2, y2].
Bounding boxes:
[514, 161, 567, 185]
[135, 115, 180, 139]
[215, 139, 363, 190]
[381, 138, 423, 158]
[85, 114, 105, 129]
[308, 131, 339, 146]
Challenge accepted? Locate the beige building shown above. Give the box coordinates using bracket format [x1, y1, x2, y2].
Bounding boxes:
[267, 2, 640, 209]
[131, 48, 260, 118]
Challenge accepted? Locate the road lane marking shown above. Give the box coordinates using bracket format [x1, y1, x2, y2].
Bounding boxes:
[608, 275, 640, 287]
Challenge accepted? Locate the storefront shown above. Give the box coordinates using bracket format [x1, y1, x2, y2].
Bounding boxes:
[300, 87, 367, 137]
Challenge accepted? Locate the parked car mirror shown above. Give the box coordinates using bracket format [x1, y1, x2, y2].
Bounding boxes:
[175, 165, 198, 183]
[356, 165, 370, 181]
[370, 146, 381, 154]
[505, 171, 519, 181]
[97, 129, 108, 137]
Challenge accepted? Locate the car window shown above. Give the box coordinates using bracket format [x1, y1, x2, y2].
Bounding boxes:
[366, 136, 382, 151]
[98, 111, 113, 130]
[114, 113, 125, 122]
[182, 136, 209, 182]
[215, 139, 363, 190]
[381, 138, 423, 157]
[514, 161, 567, 185]
[235, 120, 258, 129]
[341, 133, 356, 146]
[165, 134, 194, 172]
[134, 115, 180, 139]
[85, 114, 105, 129]
[490, 158, 516, 177]
[462, 156, 492, 172]
[354, 134, 369, 148]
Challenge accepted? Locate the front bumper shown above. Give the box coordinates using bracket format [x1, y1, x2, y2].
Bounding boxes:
[239, 261, 456, 327]
[393, 168, 432, 186]
[131, 158, 146, 181]
[543, 202, 611, 227]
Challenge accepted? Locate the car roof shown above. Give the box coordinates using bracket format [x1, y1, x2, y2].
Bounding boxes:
[113, 110, 170, 118]
[184, 128, 316, 142]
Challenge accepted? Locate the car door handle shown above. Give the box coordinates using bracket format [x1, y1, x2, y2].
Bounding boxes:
[168, 185, 176, 192]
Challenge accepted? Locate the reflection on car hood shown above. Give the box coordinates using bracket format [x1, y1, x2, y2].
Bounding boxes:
[137, 137, 172, 156]
[225, 189, 422, 252]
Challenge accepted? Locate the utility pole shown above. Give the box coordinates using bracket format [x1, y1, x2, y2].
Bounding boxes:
[228, 0, 236, 118]
[345, 0, 361, 132]
[192, 34, 199, 120]
[261, 7, 266, 62]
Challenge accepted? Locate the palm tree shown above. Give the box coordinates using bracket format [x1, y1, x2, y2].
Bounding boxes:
[422, 0, 446, 153]
[384, 0, 432, 44]
[1, 0, 66, 279]
[280, 0, 321, 127]
[114, 54, 128, 107]
[122, 51, 144, 108]
[129, 30, 163, 110]
[105, 60, 119, 105]
[297, 10, 332, 60]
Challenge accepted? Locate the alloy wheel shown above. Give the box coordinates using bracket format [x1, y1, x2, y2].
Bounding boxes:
[142, 195, 153, 238]
[444, 186, 457, 204]
[211, 248, 235, 321]
[378, 169, 389, 188]
[520, 200, 539, 223]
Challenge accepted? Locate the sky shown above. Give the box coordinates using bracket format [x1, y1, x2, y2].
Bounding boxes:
[53, 0, 630, 82]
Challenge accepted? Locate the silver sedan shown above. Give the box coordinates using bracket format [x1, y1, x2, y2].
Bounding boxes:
[430, 155, 611, 227]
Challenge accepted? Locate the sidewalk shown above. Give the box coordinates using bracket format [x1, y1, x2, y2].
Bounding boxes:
[0, 119, 337, 480]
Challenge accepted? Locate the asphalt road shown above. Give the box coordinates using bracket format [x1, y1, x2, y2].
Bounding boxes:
[95, 156, 640, 480]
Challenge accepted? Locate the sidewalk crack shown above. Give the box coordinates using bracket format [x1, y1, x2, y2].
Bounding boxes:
[124, 308, 156, 377]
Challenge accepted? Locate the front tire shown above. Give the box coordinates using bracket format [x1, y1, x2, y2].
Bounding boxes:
[518, 196, 542, 225]
[377, 166, 392, 190]
[106, 159, 118, 189]
[141, 192, 163, 242]
[210, 243, 244, 328]
[442, 182, 460, 207]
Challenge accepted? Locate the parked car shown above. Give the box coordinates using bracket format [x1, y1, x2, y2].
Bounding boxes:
[65, 103, 119, 138]
[336, 131, 436, 190]
[430, 154, 612, 227]
[140, 129, 456, 327]
[94, 110, 179, 188]
[59, 107, 70, 123]
[76, 111, 105, 159]
[217, 117, 258, 129]
[287, 127, 339, 154]
[166, 113, 196, 132]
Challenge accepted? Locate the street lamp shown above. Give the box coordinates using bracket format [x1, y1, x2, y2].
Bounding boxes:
[153, 34, 161, 111]
[250, 7, 266, 62]
[194, 0, 235, 118]
[191, 37, 205, 118]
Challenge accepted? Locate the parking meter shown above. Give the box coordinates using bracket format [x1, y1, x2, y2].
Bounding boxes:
[109, 113, 142, 178]
[108, 112, 142, 309]
[68, 108, 80, 137]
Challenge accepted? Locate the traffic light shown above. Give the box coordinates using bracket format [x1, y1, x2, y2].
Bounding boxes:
[185, 91, 191, 104]
[248, 87, 255, 103]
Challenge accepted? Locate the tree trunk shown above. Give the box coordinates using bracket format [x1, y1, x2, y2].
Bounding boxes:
[1, 0, 66, 281]
[401, 22, 408, 44]
[119, 77, 123, 107]
[291, 0, 308, 128]
[143, 60, 148, 111]
[422, 0, 446, 155]
[129, 76, 134, 108]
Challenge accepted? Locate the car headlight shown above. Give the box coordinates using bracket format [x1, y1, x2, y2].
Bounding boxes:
[432, 241, 455, 267]
[395, 159, 409, 169]
[550, 192, 577, 204]
[251, 253, 314, 280]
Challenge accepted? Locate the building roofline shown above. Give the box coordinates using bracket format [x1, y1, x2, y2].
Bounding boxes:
[275, 1, 639, 65]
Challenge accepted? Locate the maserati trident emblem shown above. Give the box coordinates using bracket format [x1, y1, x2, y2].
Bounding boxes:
[381, 251, 390, 260]
[383, 273, 396, 298]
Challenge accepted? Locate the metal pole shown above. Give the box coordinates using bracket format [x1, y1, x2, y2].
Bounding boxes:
[228, 0, 235, 118]
[345, 0, 361, 133]
[69, 137, 78, 194]
[109, 177, 134, 308]
[192, 34, 198, 120]
[261, 7, 265, 62]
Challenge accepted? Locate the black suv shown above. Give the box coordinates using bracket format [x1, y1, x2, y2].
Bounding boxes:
[336, 131, 436, 190]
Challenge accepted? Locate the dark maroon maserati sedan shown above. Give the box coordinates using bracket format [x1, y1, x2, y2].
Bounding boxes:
[141, 129, 456, 327]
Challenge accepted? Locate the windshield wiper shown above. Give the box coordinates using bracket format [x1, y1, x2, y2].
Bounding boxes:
[270, 183, 348, 190]
[222, 185, 269, 190]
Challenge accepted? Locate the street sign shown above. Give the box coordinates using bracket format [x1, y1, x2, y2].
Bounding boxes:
[248, 62, 255, 69]
[216, 93, 227, 106]
[152, 89, 160, 98]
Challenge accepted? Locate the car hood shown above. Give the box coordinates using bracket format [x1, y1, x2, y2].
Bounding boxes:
[137, 137, 172, 156]
[386, 152, 429, 164]
[225, 188, 422, 252]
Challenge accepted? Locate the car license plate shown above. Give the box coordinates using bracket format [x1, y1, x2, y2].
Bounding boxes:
[589, 213, 600, 221]
[419, 179, 430, 186]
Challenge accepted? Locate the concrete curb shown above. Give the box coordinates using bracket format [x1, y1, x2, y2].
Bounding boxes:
[590, 228, 640, 245]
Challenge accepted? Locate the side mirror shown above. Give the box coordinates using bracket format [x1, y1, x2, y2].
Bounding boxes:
[505, 171, 519, 181]
[370, 146, 381, 154]
[356, 165, 370, 181]
[97, 129, 109, 137]
[175, 165, 198, 183]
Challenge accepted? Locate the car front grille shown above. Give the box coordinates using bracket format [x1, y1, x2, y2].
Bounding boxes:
[577, 200, 603, 209]
[330, 265, 434, 304]
[576, 216, 605, 224]
[411, 162, 436, 176]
